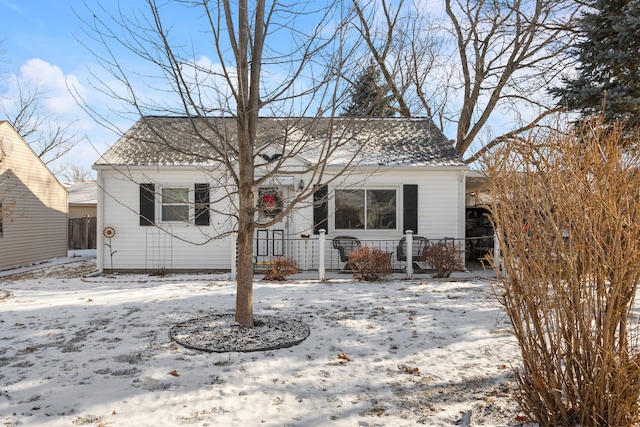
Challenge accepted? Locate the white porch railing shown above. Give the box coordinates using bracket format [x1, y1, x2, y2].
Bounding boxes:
[230, 230, 495, 280]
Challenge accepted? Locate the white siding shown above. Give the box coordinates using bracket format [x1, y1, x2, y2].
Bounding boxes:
[97, 166, 466, 272]
[323, 168, 463, 240]
[98, 169, 235, 271]
[418, 170, 464, 239]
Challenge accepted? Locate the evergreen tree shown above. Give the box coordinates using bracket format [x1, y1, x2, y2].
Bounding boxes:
[342, 61, 397, 117]
[552, 0, 640, 127]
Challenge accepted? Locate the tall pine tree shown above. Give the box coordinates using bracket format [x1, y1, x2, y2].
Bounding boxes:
[342, 61, 397, 117]
[552, 0, 640, 127]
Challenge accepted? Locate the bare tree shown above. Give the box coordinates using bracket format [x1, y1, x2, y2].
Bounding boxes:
[56, 163, 93, 183]
[352, 0, 582, 163]
[77, 0, 369, 326]
[2, 78, 79, 165]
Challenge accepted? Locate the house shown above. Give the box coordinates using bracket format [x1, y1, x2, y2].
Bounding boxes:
[93, 116, 468, 273]
[66, 180, 97, 250]
[0, 121, 68, 270]
[67, 180, 97, 219]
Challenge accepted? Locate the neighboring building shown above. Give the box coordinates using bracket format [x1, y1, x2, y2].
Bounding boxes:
[94, 116, 468, 273]
[67, 180, 97, 219]
[0, 121, 68, 270]
[66, 180, 97, 250]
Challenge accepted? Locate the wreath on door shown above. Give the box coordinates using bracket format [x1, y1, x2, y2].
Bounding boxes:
[258, 189, 283, 219]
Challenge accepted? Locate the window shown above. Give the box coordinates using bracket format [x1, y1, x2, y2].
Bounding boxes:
[0, 201, 3, 237]
[335, 189, 397, 230]
[141, 184, 210, 225]
[139, 184, 155, 226]
[313, 184, 328, 234]
[194, 183, 210, 226]
[162, 187, 189, 222]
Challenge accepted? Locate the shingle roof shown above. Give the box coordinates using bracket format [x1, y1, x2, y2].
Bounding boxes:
[66, 180, 97, 205]
[94, 116, 465, 168]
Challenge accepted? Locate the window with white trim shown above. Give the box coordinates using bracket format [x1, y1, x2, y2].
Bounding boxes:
[161, 187, 189, 222]
[335, 188, 397, 230]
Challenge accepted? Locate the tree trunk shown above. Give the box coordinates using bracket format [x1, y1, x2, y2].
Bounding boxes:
[232, 0, 258, 328]
[235, 202, 254, 327]
[235, 119, 255, 327]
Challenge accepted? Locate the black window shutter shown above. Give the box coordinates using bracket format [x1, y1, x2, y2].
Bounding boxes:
[403, 184, 418, 233]
[139, 183, 155, 226]
[195, 183, 210, 226]
[313, 184, 328, 234]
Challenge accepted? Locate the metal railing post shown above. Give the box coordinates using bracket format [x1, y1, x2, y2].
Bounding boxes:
[406, 230, 413, 279]
[319, 229, 326, 281]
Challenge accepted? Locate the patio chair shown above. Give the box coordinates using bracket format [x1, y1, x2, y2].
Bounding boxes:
[396, 236, 429, 273]
[332, 236, 361, 272]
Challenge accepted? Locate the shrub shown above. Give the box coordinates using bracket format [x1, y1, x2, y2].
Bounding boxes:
[262, 257, 298, 281]
[421, 240, 463, 278]
[348, 246, 392, 281]
[484, 117, 640, 425]
[149, 267, 167, 277]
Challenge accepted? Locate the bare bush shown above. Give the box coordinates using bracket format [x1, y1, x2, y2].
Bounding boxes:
[349, 246, 392, 282]
[262, 257, 298, 282]
[485, 118, 640, 425]
[422, 241, 463, 278]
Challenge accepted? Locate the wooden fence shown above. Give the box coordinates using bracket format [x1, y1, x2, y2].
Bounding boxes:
[68, 217, 97, 249]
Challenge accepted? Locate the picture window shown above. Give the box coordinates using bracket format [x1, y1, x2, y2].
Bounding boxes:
[335, 189, 397, 230]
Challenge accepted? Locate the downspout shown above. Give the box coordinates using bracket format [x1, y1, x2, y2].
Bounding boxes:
[87, 169, 104, 276]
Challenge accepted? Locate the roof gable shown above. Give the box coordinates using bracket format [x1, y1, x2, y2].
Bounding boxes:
[0, 121, 67, 195]
[95, 116, 465, 168]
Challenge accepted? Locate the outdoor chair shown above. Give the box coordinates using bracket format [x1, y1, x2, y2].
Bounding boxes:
[332, 236, 361, 272]
[396, 236, 429, 273]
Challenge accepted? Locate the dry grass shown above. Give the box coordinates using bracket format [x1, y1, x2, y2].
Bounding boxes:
[484, 118, 640, 426]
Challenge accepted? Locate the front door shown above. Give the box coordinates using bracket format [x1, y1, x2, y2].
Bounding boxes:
[254, 187, 287, 264]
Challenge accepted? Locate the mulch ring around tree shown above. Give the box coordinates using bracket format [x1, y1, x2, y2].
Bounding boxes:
[169, 313, 310, 353]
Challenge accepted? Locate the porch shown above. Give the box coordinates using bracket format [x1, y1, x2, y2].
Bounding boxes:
[245, 230, 496, 280]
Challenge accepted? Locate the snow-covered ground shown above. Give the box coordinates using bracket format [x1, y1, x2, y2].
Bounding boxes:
[0, 258, 532, 426]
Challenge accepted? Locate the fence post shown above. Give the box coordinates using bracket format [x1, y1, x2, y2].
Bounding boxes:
[84, 215, 90, 250]
[406, 230, 414, 279]
[230, 233, 237, 280]
[318, 229, 326, 281]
